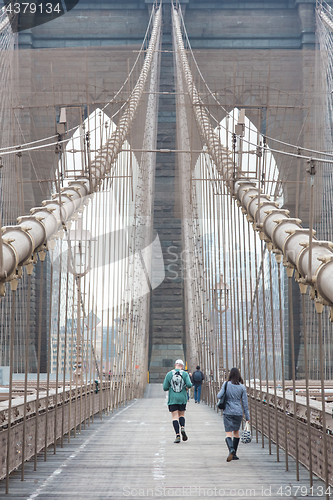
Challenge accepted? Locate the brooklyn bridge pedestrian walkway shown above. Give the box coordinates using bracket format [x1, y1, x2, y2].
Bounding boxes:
[0, 385, 325, 500]
[2, 1, 333, 497]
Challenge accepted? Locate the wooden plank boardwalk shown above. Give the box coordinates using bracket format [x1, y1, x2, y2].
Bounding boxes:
[0, 384, 326, 500]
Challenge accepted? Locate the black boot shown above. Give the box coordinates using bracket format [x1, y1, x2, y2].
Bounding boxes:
[225, 437, 235, 462]
[232, 437, 240, 460]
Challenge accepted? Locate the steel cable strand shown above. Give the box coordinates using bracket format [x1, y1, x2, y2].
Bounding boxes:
[0, 5, 162, 288]
[172, 4, 333, 311]
[90, 9, 161, 188]
[0, 5, 156, 155]
[177, 1, 333, 162]
[173, 18, 233, 185]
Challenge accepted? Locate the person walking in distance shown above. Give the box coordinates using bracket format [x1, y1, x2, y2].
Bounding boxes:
[217, 367, 250, 462]
[192, 365, 204, 403]
[163, 359, 192, 443]
[185, 370, 192, 401]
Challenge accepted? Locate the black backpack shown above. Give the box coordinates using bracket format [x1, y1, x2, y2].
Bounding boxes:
[193, 371, 202, 382]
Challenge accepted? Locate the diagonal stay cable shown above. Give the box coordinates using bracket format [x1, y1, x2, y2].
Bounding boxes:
[172, 2, 333, 310]
[0, 4, 162, 287]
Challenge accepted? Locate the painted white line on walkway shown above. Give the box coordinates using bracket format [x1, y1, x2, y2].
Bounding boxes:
[25, 401, 138, 500]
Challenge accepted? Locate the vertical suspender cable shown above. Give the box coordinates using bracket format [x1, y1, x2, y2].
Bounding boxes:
[54, 248, 62, 453]
[261, 241, 271, 454]
[238, 208, 246, 383]
[223, 186, 229, 374]
[268, 250, 279, 462]
[68, 288, 75, 441]
[247, 222, 258, 442]
[99, 192, 106, 419]
[61, 256, 70, 445]
[242, 212, 250, 395]
[78, 272, 84, 431]
[45, 247, 53, 460]
[277, 258, 288, 471]
[233, 201, 242, 372]
[300, 287, 313, 486]
[254, 233, 264, 448]
[226, 194, 235, 368]
[21, 265, 33, 480]
[82, 205, 90, 426]
[34, 253, 45, 471]
[105, 187, 112, 411]
[5, 280, 17, 494]
[316, 307, 329, 499]
[287, 268, 299, 481]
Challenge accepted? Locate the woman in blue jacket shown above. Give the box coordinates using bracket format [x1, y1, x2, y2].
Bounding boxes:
[217, 367, 250, 462]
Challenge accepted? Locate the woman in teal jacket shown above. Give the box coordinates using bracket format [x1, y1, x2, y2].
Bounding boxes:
[163, 359, 192, 443]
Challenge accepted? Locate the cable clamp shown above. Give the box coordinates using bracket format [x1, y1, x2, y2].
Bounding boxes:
[317, 255, 333, 264]
[306, 158, 316, 176]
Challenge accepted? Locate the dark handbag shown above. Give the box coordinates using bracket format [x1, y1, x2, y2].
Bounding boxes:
[217, 382, 228, 410]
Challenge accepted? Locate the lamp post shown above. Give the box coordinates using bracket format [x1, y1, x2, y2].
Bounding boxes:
[69, 215, 92, 384]
[213, 276, 230, 314]
[212, 276, 230, 383]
